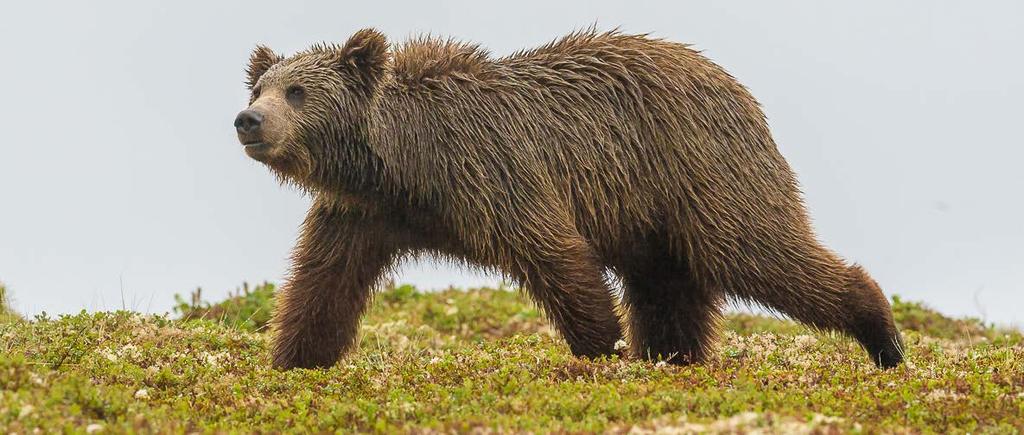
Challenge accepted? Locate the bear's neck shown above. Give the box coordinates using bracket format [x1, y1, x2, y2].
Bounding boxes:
[304, 137, 412, 207]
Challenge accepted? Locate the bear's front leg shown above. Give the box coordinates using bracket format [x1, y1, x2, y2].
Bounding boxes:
[516, 234, 623, 359]
[270, 203, 399, 370]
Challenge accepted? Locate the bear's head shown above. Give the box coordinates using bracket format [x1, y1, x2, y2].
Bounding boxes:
[233, 29, 389, 190]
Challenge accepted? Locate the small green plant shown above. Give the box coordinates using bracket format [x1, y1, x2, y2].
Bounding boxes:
[173, 281, 275, 332]
[0, 281, 22, 323]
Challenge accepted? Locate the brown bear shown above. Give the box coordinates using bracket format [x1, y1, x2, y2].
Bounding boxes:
[234, 28, 904, 370]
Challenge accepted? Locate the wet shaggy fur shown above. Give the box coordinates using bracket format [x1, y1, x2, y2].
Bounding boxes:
[238, 28, 904, 370]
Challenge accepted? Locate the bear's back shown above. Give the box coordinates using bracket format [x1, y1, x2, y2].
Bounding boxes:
[370, 30, 798, 254]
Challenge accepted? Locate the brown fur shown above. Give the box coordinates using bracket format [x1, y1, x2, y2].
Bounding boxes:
[237, 28, 904, 370]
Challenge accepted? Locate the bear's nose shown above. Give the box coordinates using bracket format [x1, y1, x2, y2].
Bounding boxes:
[234, 110, 264, 135]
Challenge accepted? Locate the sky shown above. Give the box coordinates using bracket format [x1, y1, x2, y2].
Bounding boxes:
[0, 1, 1021, 327]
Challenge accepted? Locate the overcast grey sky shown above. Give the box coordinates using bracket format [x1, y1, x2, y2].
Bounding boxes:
[1, 1, 1021, 326]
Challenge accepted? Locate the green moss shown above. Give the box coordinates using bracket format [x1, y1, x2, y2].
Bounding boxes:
[891, 296, 1020, 345]
[1, 286, 1021, 433]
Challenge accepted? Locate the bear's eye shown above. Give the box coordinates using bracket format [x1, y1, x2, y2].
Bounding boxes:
[285, 85, 306, 106]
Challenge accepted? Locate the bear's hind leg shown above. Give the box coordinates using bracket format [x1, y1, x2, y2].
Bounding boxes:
[722, 258, 904, 368]
[620, 246, 722, 365]
[840, 265, 905, 368]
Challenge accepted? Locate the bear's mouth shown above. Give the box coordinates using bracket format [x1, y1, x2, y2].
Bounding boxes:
[243, 141, 272, 159]
[243, 141, 268, 149]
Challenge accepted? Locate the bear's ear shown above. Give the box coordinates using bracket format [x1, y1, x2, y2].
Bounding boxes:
[337, 28, 389, 85]
[246, 45, 283, 90]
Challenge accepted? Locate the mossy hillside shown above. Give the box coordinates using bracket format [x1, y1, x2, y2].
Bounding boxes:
[0, 284, 1021, 433]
